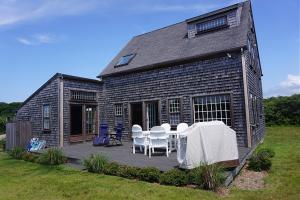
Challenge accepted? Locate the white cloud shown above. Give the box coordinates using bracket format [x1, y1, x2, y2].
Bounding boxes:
[265, 74, 300, 97]
[0, 0, 229, 27]
[134, 3, 219, 13]
[17, 33, 60, 45]
[0, 0, 107, 26]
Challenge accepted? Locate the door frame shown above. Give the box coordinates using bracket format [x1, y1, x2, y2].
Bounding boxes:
[69, 103, 98, 143]
[128, 99, 161, 131]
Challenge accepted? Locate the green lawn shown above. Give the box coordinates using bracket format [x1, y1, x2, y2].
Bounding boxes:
[0, 127, 299, 200]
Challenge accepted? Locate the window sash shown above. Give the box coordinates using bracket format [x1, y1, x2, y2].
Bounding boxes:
[43, 105, 50, 130]
[193, 94, 231, 126]
[115, 104, 123, 116]
[196, 16, 227, 33]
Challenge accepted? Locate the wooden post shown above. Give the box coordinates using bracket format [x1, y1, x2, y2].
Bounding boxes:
[59, 79, 64, 147]
[241, 48, 252, 148]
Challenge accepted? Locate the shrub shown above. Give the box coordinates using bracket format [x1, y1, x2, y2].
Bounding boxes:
[38, 148, 66, 165]
[196, 164, 225, 190]
[138, 167, 161, 183]
[9, 147, 24, 159]
[103, 162, 120, 176]
[117, 165, 141, 179]
[257, 148, 275, 158]
[21, 152, 38, 163]
[248, 153, 272, 172]
[83, 154, 108, 173]
[159, 169, 188, 186]
[188, 166, 204, 186]
[0, 139, 5, 151]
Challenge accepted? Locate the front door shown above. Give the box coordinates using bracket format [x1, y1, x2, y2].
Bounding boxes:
[146, 101, 159, 130]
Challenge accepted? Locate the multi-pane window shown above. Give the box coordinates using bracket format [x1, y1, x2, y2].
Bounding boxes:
[71, 90, 96, 101]
[43, 105, 50, 130]
[115, 54, 135, 67]
[115, 104, 123, 116]
[168, 99, 181, 125]
[196, 16, 227, 33]
[193, 94, 231, 126]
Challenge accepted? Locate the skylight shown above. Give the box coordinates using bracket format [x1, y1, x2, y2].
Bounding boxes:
[115, 54, 135, 67]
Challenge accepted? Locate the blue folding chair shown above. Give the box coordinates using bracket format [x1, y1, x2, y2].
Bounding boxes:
[110, 123, 123, 145]
[93, 123, 110, 146]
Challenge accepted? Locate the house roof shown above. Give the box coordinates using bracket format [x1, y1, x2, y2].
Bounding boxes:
[19, 73, 101, 109]
[99, 1, 251, 77]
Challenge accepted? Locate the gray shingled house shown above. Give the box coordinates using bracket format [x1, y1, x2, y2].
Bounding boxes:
[16, 1, 264, 148]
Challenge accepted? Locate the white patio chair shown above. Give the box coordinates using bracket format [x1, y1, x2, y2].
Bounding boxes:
[149, 126, 169, 158]
[132, 125, 148, 155]
[177, 123, 189, 134]
[161, 123, 171, 132]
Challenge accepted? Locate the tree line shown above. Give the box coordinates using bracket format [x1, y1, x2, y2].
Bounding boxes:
[0, 102, 22, 134]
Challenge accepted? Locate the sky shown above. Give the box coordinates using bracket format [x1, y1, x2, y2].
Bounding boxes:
[0, 0, 299, 103]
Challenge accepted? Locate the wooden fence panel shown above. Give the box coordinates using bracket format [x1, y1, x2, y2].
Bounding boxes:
[5, 121, 32, 150]
[5, 123, 17, 151]
[18, 121, 32, 148]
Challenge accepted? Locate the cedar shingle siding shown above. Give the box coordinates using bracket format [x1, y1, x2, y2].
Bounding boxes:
[16, 1, 264, 148]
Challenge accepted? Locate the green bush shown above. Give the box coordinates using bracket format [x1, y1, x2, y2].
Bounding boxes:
[138, 167, 161, 183]
[248, 152, 272, 172]
[38, 148, 66, 165]
[195, 164, 225, 190]
[0, 139, 5, 151]
[257, 148, 275, 158]
[83, 154, 108, 173]
[188, 166, 204, 186]
[117, 165, 141, 179]
[21, 152, 38, 163]
[159, 169, 188, 186]
[9, 147, 24, 159]
[103, 162, 120, 176]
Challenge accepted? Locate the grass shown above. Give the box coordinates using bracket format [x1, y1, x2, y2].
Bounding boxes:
[0, 127, 299, 200]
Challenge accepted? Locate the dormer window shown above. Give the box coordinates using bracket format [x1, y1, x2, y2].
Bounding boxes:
[115, 53, 135, 68]
[196, 16, 227, 33]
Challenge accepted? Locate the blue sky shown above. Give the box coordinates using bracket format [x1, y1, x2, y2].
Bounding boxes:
[0, 0, 299, 103]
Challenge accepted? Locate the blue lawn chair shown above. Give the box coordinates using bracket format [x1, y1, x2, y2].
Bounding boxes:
[93, 123, 109, 146]
[110, 123, 123, 145]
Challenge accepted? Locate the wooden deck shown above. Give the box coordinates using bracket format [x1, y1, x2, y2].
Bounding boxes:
[60, 141, 251, 174]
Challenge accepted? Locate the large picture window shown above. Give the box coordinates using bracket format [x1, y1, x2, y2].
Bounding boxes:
[193, 94, 232, 126]
[168, 98, 181, 125]
[43, 105, 50, 130]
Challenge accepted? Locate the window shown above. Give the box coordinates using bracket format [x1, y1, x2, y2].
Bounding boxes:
[196, 16, 227, 33]
[43, 105, 50, 130]
[115, 104, 123, 116]
[168, 99, 181, 125]
[71, 90, 96, 102]
[115, 54, 135, 67]
[193, 94, 232, 126]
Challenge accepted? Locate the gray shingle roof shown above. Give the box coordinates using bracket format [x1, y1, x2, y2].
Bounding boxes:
[99, 1, 250, 77]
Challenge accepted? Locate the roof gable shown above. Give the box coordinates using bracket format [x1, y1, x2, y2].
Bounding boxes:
[99, 1, 251, 77]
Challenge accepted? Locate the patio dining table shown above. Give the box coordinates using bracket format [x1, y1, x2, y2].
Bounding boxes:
[142, 130, 179, 153]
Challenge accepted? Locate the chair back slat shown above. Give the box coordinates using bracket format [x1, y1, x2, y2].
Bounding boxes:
[161, 123, 171, 132]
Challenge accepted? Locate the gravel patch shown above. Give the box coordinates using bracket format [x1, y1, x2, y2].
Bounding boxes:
[233, 163, 268, 190]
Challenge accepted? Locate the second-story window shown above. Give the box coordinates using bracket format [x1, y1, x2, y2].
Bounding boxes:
[196, 16, 227, 33]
